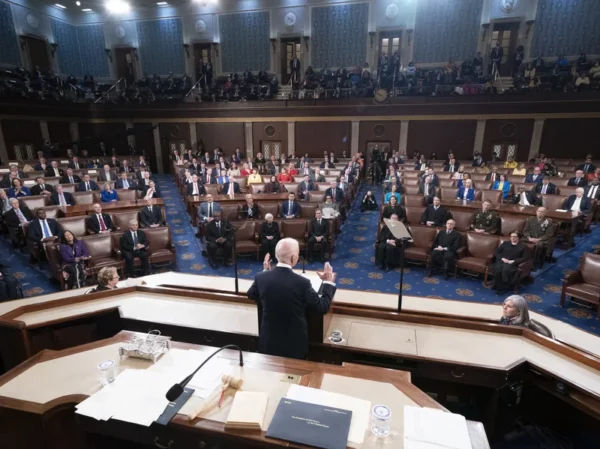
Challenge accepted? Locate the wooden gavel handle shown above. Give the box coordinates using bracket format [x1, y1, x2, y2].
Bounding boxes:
[187, 385, 226, 421]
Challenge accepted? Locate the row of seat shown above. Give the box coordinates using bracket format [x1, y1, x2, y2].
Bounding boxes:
[12, 190, 145, 211]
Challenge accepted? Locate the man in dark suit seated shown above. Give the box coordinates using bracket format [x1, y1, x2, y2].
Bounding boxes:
[140, 199, 164, 227]
[320, 160, 335, 169]
[30, 177, 54, 196]
[567, 169, 588, 187]
[443, 158, 460, 173]
[50, 185, 75, 206]
[419, 196, 449, 227]
[307, 209, 329, 263]
[78, 174, 99, 192]
[45, 161, 64, 178]
[4, 198, 34, 247]
[0, 173, 16, 189]
[98, 165, 116, 183]
[281, 192, 300, 218]
[325, 181, 345, 204]
[222, 179, 241, 196]
[428, 219, 461, 279]
[577, 156, 596, 174]
[120, 220, 150, 278]
[205, 210, 233, 269]
[259, 213, 280, 260]
[562, 188, 592, 214]
[86, 203, 115, 234]
[298, 175, 315, 200]
[60, 168, 81, 185]
[0, 264, 20, 301]
[490, 231, 531, 293]
[247, 238, 336, 360]
[375, 213, 403, 271]
[34, 158, 49, 172]
[419, 171, 438, 204]
[68, 156, 83, 170]
[115, 172, 137, 190]
[141, 180, 161, 200]
[512, 185, 540, 206]
[584, 177, 600, 200]
[533, 177, 556, 195]
[525, 167, 544, 184]
[120, 159, 135, 174]
[241, 194, 259, 219]
[26, 208, 61, 262]
[485, 167, 500, 183]
[186, 174, 206, 196]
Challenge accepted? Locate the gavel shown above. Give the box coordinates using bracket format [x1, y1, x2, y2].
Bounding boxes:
[187, 374, 243, 421]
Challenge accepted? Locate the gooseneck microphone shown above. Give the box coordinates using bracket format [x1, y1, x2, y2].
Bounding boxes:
[166, 344, 244, 402]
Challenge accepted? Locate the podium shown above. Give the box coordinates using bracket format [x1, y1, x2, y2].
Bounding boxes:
[383, 218, 413, 312]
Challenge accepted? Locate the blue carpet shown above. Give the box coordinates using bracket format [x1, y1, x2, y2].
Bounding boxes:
[5, 175, 600, 336]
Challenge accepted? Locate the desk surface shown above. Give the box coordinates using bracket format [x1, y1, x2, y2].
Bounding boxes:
[440, 200, 580, 220]
[186, 193, 289, 204]
[40, 199, 164, 217]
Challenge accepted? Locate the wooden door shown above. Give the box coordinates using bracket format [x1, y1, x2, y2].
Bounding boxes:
[114, 48, 135, 83]
[378, 32, 402, 70]
[366, 141, 391, 166]
[260, 141, 283, 159]
[491, 141, 519, 162]
[280, 38, 301, 85]
[193, 43, 212, 81]
[489, 22, 519, 76]
[24, 36, 50, 72]
[10, 142, 35, 161]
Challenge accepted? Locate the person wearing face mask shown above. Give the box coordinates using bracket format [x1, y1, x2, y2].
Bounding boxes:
[490, 231, 531, 293]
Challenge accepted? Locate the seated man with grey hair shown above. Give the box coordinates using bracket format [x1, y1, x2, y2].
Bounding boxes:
[120, 220, 150, 278]
[259, 213, 280, 261]
[247, 238, 336, 360]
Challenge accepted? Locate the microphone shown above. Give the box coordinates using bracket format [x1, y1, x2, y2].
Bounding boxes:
[166, 344, 244, 402]
[302, 254, 306, 273]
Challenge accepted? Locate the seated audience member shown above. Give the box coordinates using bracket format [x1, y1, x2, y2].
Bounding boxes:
[320, 195, 341, 218]
[419, 173, 437, 204]
[94, 267, 119, 292]
[61, 169, 81, 185]
[198, 194, 221, 223]
[31, 177, 54, 196]
[265, 175, 281, 193]
[247, 168, 262, 184]
[142, 180, 160, 200]
[499, 295, 530, 327]
[376, 213, 403, 271]
[138, 171, 153, 188]
[455, 172, 470, 189]
[223, 178, 240, 196]
[567, 169, 588, 187]
[228, 163, 241, 177]
[444, 158, 460, 173]
[0, 173, 16, 189]
[360, 191, 378, 212]
[491, 231, 531, 293]
[477, 162, 490, 174]
[590, 60, 600, 79]
[35, 158, 49, 172]
[51, 185, 75, 206]
[584, 177, 600, 200]
[88, 158, 102, 169]
[9, 178, 31, 198]
[493, 174, 511, 199]
[525, 167, 543, 184]
[8, 165, 25, 179]
[415, 155, 427, 171]
[266, 157, 278, 176]
[260, 213, 280, 260]
[523, 207, 553, 269]
[503, 157, 517, 169]
[456, 179, 476, 201]
[277, 167, 292, 183]
[298, 175, 315, 200]
[120, 220, 150, 278]
[45, 161, 64, 178]
[307, 209, 329, 263]
[78, 174, 99, 192]
[314, 168, 326, 183]
[577, 156, 596, 175]
[512, 163, 527, 176]
[205, 211, 233, 269]
[27, 208, 61, 260]
[87, 203, 115, 234]
[281, 192, 300, 218]
[338, 178, 350, 194]
[60, 230, 91, 289]
[120, 159, 135, 173]
[110, 156, 121, 169]
[116, 172, 137, 190]
[428, 219, 460, 279]
[472, 153, 483, 167]
[287, 163, 298, 176]
[217, 169, 229, 185]
[485, 167, 499, 182]
[533, 177, 556, 195]
[382, 195, 404, 220]
[383, 168, 400, 192]
[587, 168, 600, 182]
[299, 162, 315, 179]
[98, 165, 116, 182]
[384, 184, 401, 205]
[5, 198, 33, 247]
[242, 194, 259, 219]
[0, 190, 10, 213]
[320, 159, 335, 169]
[574, 72, 590, 91]
[512, 185, 539, 206]
[187, 174, 206, 196]
[420, 196, 449, 227]
[470, 200, 499, 234]
[325, 181, 345, 204]
[562, 188, 591, 214]
[0, 264, 20, 301]
[140, 199, 164, 227]
[100, 183, 118, 202]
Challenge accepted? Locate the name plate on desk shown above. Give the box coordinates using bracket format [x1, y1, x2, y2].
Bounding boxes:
[266, 398, 351, 449]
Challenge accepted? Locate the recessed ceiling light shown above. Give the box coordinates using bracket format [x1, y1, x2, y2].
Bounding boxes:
[105, 0, 130, 13]
[157, 1, 168, 4]
[76, 1, 81, 5]
[55, 3, 67, 8]
[82, 8, 93, 11]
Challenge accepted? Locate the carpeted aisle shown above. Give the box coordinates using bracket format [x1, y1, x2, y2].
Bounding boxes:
[4, 175, 599, 336]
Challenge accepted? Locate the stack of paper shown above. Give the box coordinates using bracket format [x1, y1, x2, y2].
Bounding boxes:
[404, 406, 472, 449]
[225, 391, 268, 431]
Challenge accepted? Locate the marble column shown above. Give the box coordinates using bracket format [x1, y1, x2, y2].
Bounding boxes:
[399, 120, 409, 156]
[288, 122, 295, 155]
[152, 122, 164, 174]
[190, 123, 197, 151]
[244, 122, 253, 158]
[40, 121, 50, 142]
[473, 120, 486, 155]
[351, 121, 360, 155]
[528, 119, 545, 161]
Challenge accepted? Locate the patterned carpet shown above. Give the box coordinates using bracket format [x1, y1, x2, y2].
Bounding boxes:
[4, 175, 600, 336]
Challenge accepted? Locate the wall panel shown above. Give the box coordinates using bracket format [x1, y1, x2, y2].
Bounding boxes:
[359, 121, 401, 155]
[51, 18, 82, 77]
[195, 123, 245, 155]
[137, 18, 185, 75]
[481, 119, 534, 162]
[295, 122, 351, 158]
[1, 119, 43, 159]
[76, 24, 109, 78]
[77, 123, 127, 155]
[0, 2, 21, 66]
[47, 121, 72, 148]
[539, 119, 600, 159]
[253, 122, 288, 159]
[407, 120, 477, 160]
[219, 12, 270, 73]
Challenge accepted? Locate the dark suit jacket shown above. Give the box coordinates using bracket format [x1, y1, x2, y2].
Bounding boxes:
[420, 206, 449, 227]
[140, 206, 163, 227]
[86, 213, 115, 233]
[120, 230, 148, 253]
[4, 207, 34, 229]
[45, 167, 64, 177]
[577, 163, 596, 173]
[27, 219, 61, 241]
[119, 165, 135, 173]
[142, 185, 161, 199]
[68, 161, 84, 170]
[98, 170, 116, 182]
[50, 191, 75, 206]
[186, 182, 206, 196]
[533, 183, 557, 195]
[325, 187, 345, 203]
[247, 267, 335, 359]
[222, 182, 241, 195]
[241, 203, 259, 219]
[260, 221, 280, 239]
[309, 218, 329, 238]
[584, 184, 600, 200]
[562, 195, 592, 213]
[205, 220, 233, 243]
[78, 181, 99, 191]
[485, 172, 500, 182]
[298, 181, 315, 197]
[60, 175, 82, 184]
[319, 161, 335, 169]
[443, 163, 460, 172]
[31, 184, 54, 196]
[432, 230, 461, 253]
[511, 191, 540, 206]
[281, 200, 300, 217]
[567, 177, 588, 187]
[115, 178, 137, 190]
[525, 174, 544, 184]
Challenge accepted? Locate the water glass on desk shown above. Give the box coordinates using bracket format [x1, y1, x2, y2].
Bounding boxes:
[371, 404, 392, 437]
[98, 360, 116, 386]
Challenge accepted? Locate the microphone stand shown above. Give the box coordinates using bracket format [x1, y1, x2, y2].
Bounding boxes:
[224, 209, 241, 295]
[302, 254, 306, 273]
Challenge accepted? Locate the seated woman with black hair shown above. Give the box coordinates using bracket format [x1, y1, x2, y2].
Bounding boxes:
[60, 230, 91, 289]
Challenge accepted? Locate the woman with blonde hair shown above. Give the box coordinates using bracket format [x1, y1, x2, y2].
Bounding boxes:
[94, 267, 119, 292]
[100, 182, 118, 202]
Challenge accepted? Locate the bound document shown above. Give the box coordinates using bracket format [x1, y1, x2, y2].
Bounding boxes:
[266, 398, 352, 449]
[224, 392, 268, 431]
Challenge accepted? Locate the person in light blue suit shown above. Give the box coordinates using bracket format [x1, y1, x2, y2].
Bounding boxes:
[493, 174, 511, 200]
[198, 194, 222, 222]
[456, 179, 476, 201]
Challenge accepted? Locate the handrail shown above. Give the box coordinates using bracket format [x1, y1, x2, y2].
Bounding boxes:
[185, 75, 205, 98]
[94, 77, 123, 103]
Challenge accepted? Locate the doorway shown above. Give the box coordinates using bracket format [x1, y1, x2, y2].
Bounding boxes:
[260, 141, 283, 159]
[280, 37, 302, 85]
[193, 43, 212, 82]
[489, 22, 520, 76]
[114, 48, 135, 84]
[378, 32, 402, 70]
[490, 141, 519, 162]
[22, 36, 50, 72]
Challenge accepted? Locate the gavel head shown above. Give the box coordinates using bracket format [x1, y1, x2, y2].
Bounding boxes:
[221, 374, 243, 390]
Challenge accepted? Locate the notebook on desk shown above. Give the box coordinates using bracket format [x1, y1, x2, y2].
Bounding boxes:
[224, 391, 268, 431]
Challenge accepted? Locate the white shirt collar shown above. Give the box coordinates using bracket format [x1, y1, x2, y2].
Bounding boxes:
[277, 263, 292, 269]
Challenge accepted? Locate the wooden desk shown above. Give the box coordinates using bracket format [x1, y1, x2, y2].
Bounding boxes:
[0, 331, 489, 449]
[186, 193, 288, 215]
[40, 199, 164, 217]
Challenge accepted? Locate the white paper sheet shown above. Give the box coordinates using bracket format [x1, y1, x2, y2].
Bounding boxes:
[404, 406, 472, 449]
[286, 384, 370, 444]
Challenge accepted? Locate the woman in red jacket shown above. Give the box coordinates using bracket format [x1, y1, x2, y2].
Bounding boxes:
[277, 167, 292, 183]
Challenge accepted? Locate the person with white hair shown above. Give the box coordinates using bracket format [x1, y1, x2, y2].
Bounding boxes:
[499, 295, 530, 327]
[119, 220, 150, 278]
[247, 238, 336, 359]
[259, 213, 280, 261]
[562, 187, 592, 214]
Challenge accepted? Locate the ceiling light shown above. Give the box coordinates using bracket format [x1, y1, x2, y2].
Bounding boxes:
[157, 1, 168, 4]
[55, 3, 67, 8]
[76, 1, 81, 5]
[105, 0, 130, 13]
[82, 8, 92, 11]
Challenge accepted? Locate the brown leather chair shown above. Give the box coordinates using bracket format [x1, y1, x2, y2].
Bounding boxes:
[542, 195, 568, 211]
[440, 188, 458, 201]
[115, 189, 138, 202]
[470, 174, 487, 182]
[561, 253, 600, 318]
[204, 184, 219, 196]
[234, 221, 259, 260]
[549, 177, 569, 186]
[60, 184, 77, 193]
[221, 204, 240, 221]
[281, 219, 308, 253]
[496, 238, 535, 292]
[250, 183, 266, 194]
[46, 242, 93, 290]
[307, 192, 326, 203]
[438, 179, 456, 188]
[481, 189, 502, 205]
[404, 194, 425, 207]
[284, 183, 300, 195]
[403, 178, 420, 186]
[316, 183, 329, 192]
[455, 233, 500, 282]
[404, 225, 437, 265]
[19, 196, 49, 211]
[111, 211, 141, 231]
[499, 216, 526, 236]
[404, 206, 423, 226]
[451, 210, 473, 232]
[300, 203, 317, 219]
[556, 186, 578, 197]
[233, 176, 247, 192]
[324, 176, 339, 183]
[404, 185, 420, 195]
[57, 216, 88, 238]
[40, 206, 64, 219]
[73, 192, 95, 205]
[145, 227, 177, 266]
[82, 234, 123, 276]
[475, 181, 492, 190]
[259, 203, 279, 219]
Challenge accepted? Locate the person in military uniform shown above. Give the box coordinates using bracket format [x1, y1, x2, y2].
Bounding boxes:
[522, 207, 554, 270]
[470, 200, 499, 234]
[376, 213, 402, 272]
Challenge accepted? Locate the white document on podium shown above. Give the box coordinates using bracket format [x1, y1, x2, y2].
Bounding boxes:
[286, 384, 370, 444]
[404, 406, 472, 449]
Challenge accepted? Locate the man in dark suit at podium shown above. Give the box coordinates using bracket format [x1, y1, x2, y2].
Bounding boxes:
[247, 238, 336, 360]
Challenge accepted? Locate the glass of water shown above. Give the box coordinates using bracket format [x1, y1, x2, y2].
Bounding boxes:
[371, 404, 392, 437]
[98, 360, 116, 386]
